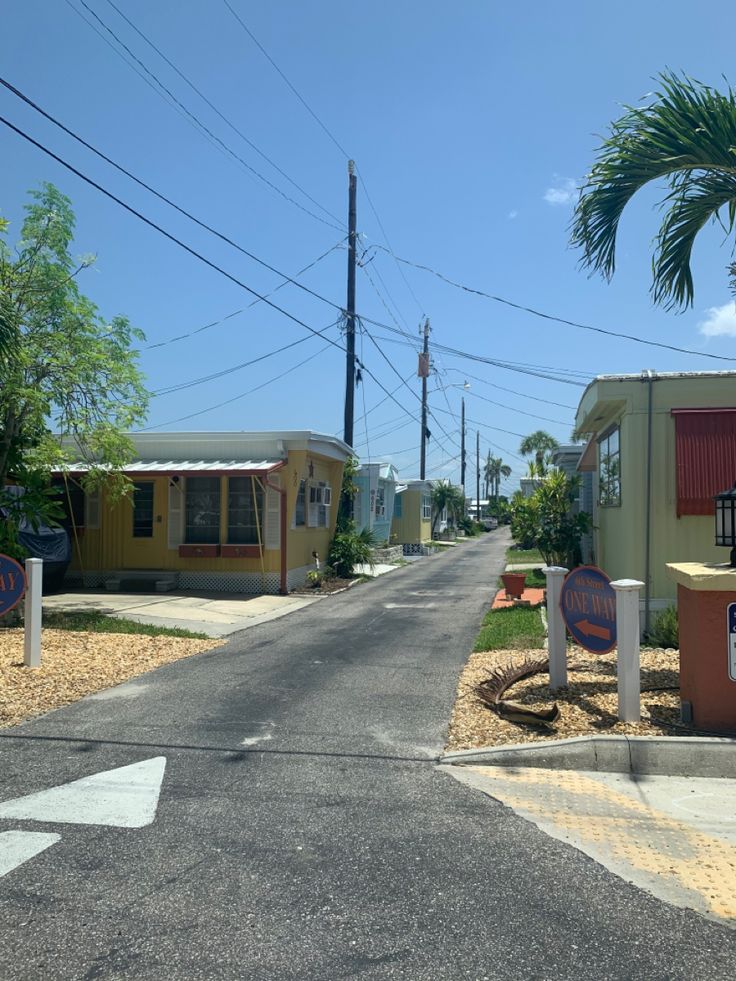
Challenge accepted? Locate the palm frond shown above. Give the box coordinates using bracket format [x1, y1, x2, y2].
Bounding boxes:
[571, 70, 736, 307]
[653, 171, 736, 308]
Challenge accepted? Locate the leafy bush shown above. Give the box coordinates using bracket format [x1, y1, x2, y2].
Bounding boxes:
[327, 525, 377, 578]
[510, 471, 590, 568]
[645, 605, 679, 649]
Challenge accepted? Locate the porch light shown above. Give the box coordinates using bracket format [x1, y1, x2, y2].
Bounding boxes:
[714, 483, 736, 566]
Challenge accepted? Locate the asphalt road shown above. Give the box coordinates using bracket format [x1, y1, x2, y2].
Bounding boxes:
[1, 532, 735, 980]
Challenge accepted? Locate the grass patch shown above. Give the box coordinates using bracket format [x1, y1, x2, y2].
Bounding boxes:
[42, 609, 210, 640]
[506, 546, 544, 564]
[474, 605, 546, 652]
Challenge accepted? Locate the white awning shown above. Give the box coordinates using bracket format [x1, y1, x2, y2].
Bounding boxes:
[394, 484, 408, 494]
[57, 459, 282, 475]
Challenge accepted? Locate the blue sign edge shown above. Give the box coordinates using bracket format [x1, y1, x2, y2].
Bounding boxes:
[559, 564, 617, 655]
[0, 553, 27, 618]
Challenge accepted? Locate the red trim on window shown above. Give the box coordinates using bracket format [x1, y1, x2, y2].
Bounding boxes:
[672, 409, 736, 516]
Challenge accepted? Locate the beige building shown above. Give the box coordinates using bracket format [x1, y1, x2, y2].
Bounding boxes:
[575, 371, 736, 631]
[391, 479, 434, 551]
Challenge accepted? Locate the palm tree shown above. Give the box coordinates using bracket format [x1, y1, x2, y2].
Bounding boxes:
[431, 480, 464, 533]
[495, 460, 511, 501]
[483, 452, 494, 501]
[519, 431, 559, 475]
[571, 71, 736, 308]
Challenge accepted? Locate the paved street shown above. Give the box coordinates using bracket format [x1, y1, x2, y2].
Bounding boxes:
[2, 532, 736, 979]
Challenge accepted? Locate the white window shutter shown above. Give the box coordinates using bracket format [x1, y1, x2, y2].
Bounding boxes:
[84, 488, 101, 529]
[264, 477, 281, 550]
[168, 479, 184, 549]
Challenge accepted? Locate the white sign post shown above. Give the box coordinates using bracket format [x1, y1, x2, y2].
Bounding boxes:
[23, 558, 43, 669]
[611, 578, 644, 722]
[544, 566, 569, 689]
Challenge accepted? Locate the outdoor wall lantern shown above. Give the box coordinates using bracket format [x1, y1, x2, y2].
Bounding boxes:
[714, 483, 736, 566]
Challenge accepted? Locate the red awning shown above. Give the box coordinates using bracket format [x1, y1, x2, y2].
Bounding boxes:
[672, 408, 736, 516]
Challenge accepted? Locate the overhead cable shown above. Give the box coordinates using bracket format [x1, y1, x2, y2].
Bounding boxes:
[65, 0, 343, 231]
[0, 113, 429, 431]
[364, 244, 736, 363]
[100, 0, 343, 228]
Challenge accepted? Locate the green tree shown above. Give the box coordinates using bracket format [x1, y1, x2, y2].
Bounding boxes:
[518, 430, 559, 475]
[571, 71, 736, 308]
[0, 183, 149, 554]
[510, 471, 590, 567]
[431, 480, 465, 533]
[328, 456, 376, 577]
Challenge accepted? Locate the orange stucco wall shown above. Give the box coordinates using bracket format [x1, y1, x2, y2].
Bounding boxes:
[677, 583, 736, 731]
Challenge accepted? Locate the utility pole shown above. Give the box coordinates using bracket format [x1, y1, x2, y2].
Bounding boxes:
[419, 318, 430, 480]
[343, 160, 357, 449]
[476, 430, 481, 521]
[460, 397, 466, 491]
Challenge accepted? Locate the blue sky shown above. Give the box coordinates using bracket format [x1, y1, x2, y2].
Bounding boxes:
[3, 1, 736, 495]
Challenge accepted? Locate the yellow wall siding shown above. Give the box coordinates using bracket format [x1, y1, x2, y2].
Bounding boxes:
[584, 375, 736, 601]
[391, 490, 432, 544]
[70, 454, 345, 578]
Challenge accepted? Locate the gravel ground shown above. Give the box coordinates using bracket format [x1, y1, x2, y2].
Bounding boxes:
[0, 627, 222, 728]
[446, 644, 680, 750]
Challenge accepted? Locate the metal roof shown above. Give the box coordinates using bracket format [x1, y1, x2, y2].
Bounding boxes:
[60, 459, 282, 475]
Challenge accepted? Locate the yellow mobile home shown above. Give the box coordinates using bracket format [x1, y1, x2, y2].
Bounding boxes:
[56, 431, 351, 594]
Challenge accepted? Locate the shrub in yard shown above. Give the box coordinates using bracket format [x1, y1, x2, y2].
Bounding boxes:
[510, 471, 590, 568]
[645, 605, 678, 649]
[327, 525, 376, 578]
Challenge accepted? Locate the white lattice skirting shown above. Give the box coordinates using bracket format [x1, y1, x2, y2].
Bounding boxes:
[69, 567, 312, 595]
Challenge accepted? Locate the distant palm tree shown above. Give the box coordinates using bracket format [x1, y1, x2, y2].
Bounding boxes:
[483, 452, 494, 500]
[485, 455, 511, 502]
[519, 431, 559, 475]
[431, 480, 464, 533]
[571, 71, 736, 308]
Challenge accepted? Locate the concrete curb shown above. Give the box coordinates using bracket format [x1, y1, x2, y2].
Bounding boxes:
[441, 734, 736, 778]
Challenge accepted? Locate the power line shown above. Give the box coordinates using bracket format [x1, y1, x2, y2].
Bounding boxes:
[0, 112, 428, 433]
[0, 77, 599, 394]
[364, 244, 736, 364]
[218, 2, 427, 321]
[100, 0, 343, 228]
[65, 0, 343, 232]
[145, 242, 344, 351]
[455, 387, 572, 427]
[456, 370, 577, 410]
[140, 340, 336, 431]
[153, 318, 342, 396]
[0, 77, 348, 312]
[220, 0, 351, 160]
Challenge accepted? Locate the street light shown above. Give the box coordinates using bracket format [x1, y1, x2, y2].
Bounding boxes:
[715, 483, 736, 566]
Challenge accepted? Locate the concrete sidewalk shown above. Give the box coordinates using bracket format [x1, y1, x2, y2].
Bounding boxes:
[446, 764, 736, 927]
[42, 589, 320, 637]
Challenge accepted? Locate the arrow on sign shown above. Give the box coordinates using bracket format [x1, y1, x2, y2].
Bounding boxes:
[577, 620, 611, 641]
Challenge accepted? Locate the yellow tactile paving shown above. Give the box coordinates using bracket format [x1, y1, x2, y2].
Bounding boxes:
[465, 765, 736, 924]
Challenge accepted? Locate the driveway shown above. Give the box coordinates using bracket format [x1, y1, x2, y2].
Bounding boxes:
[42, 589, 322, 637]
[2, 529, 735, 979]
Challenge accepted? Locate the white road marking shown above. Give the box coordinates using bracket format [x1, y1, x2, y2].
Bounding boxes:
[0, 757, 166, 829]
[0, 831, 60, 878]
[241, 733, 273, 746]
[383, 602, 437, 609]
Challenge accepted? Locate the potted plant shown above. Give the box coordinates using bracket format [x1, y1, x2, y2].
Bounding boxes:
[501, 572, 527, 599]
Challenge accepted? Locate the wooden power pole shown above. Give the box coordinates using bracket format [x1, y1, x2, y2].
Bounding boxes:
[419, 318, 430, 479]
[343, 160, 357, 448]
[476, 430, 481, 520]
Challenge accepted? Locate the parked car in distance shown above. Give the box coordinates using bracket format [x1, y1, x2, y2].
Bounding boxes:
[482, 517, 498, 531]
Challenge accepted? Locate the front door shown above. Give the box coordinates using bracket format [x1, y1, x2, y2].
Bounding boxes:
[122, 480, 163, 569]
